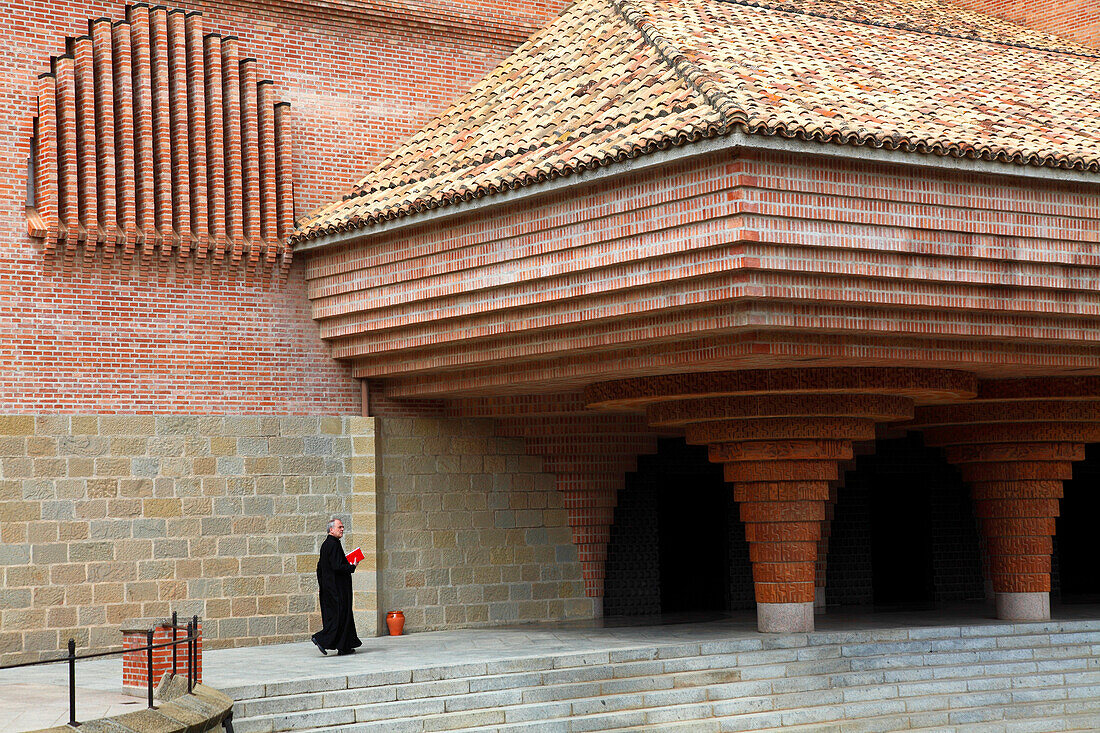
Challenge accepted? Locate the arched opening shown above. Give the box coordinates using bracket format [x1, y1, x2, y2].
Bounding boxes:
[604, 438, 753, 618]
[827, 434, 984, 609]
[1055, 443, 1100, 604]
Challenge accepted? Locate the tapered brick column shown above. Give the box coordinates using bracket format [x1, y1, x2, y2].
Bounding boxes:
[451, 396, 658, 599]
[908, 378, 1100, 621]
[586, 368, 975, 632]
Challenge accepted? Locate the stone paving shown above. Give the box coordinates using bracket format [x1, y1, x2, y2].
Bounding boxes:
[3, 604, 1099, 732]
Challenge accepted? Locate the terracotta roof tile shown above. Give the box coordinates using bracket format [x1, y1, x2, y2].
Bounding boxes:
[294, 0, 1100, 243]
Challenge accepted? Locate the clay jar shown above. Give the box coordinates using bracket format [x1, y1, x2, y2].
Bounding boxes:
[385, 611, 405, 636]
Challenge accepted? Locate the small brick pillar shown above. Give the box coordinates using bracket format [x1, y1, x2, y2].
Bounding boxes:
[121, 617, 202, 698]
[909, 377, 1100, 621]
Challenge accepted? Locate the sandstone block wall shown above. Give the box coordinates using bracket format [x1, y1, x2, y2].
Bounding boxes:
[0, 414, 375, 665]
[376, 417, 599, 631]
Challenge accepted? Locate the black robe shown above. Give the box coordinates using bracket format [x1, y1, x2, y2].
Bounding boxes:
[311, 534, 361, 652]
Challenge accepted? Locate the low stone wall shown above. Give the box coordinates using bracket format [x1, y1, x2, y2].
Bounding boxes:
[376, 417, 599, 631]
[0, 415, 374, 665]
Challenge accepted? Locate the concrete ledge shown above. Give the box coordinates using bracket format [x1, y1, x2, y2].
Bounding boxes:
[996, 591, 1051, 621]
[27, 674, 232, 733]
[757, 602, 815, 632]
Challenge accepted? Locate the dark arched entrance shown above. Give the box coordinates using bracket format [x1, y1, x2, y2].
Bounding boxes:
[606, 433, 986, 617]
[827, 434, 985, 608]
[1055, 443, 1100, 604]
[604, 438, 754, 617]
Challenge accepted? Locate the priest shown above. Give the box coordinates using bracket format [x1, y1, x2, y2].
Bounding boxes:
[311, 517, 362, 655]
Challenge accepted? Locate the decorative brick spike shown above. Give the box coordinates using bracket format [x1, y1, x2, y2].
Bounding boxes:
[185, 12, 209, 259]
[53, 55, 81, 258]
[204, 34, 226, 262]
[274, 101, 294, 273]
[33, 73, 60, 245]
[90, 18, 119, 256]
[258, 81, 278, 267]
[907, 379, 1100, 621]
[221, 37, 244, 264]
[72, 35, 99, 248]
[149, 6, 175, 252]
[127, 4, 157, 257]
[239, 58, 261, 271]
[29, 7, 295, 273]
[111, 20, 137, 262]
[167, 10, 191, 259]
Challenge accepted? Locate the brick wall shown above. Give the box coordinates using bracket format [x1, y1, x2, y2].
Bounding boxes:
[953, 0, 1100, 48]
[2, 0, 563, 413]
[0, 414, 374, 665]
[375, 416, 599, 631]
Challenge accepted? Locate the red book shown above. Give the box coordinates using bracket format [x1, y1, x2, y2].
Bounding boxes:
[345, 547, 364, 564]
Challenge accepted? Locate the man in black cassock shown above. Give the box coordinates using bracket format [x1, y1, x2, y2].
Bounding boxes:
[311, 517, 362, 655]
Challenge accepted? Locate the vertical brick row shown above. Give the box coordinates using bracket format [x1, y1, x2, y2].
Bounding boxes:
[221, 36, 244, 264]
[33, 73, 60, 245]
[204, 34, 227, 262]
[274, 101, 294, 272]
[185, 12, 209, 259]
[257, 79, 278, 267]
[167, 10, 191, 259]
[29, 7, 295, 271]
[53, 55, 81, 259]
[149, 5, 175, 253]
[72, 35, 99, 247]
[111, 20, 137, 260]
[239, 57, 261, 271]
[91, 18, 118, 255]
[128, 4, 157, 257]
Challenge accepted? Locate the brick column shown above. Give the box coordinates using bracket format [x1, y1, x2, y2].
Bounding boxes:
[121, 618, 201, 698]
[908, 377, 1100, 621]
[585, 368, 975, 632]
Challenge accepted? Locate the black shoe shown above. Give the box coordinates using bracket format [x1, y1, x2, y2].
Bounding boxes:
[312, 638, 327, 656]
[337, 648, 356, 655]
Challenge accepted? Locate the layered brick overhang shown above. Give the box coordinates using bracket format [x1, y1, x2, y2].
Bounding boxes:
[303, 149, 1100, 401]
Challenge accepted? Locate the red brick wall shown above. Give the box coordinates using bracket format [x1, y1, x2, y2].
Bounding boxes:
[3, 0, 562, 413]
[953, 0, 1100, 48]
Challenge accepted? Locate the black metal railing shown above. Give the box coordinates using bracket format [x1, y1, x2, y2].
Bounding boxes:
[0, 612, 201, 727]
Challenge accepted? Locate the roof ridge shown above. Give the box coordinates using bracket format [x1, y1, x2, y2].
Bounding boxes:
[607, 0, 745, 131]
[720, 0, 1100, 60]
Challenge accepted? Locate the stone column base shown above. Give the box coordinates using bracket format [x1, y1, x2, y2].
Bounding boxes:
[757, 602, 815, 633]
[996, 592, 1050, 621]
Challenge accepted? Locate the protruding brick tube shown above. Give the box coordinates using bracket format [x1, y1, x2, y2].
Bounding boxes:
[586, 368, 976, 632]
[909, 378, 1100, 621]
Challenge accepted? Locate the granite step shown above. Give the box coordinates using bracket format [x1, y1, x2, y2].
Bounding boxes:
[229, 624, 1100, 733]
[233, 663, 1100, 733]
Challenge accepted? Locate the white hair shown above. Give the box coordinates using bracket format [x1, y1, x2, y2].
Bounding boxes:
[327, 517, 341, 532]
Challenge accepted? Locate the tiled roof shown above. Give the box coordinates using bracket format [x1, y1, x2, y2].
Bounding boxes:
[294, 0, 1100, 243]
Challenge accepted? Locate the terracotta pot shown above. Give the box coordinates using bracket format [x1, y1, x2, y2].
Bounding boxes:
[385, 611, 405, 636]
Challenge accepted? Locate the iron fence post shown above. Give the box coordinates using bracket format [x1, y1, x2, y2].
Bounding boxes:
[192, 614, 199, 691]
[146, 629, 154, 709]
[171, 611, 178, 676]
[186, 620, 193, 694]
[67, 637, 79, 727]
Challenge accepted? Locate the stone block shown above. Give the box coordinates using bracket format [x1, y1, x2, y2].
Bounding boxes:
[144, 498, 182, 517]
[0, 417, 35, 436]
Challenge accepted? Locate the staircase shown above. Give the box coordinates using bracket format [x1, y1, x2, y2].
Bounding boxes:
[227, 620, 1100, 732]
